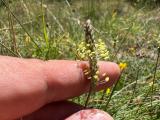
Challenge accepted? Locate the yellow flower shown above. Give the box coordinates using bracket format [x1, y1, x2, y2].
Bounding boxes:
[84, 71, 89, 75]
[76, 39, 109, 61]
[25, 33, 31, 44]
[149, 81, 153, 86]
[129, 47, 135, 54]
[106, 88, 111, 95]
[86, 50, 91, 54]
[119, 62, 127, 70]
[86, 44, 90, 47]
[93, 75, 99, 81]
[96, 70, 99, 75]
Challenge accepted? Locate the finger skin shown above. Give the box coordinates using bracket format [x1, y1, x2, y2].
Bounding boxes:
[23, 101, 113, 120]
[0, 56, 47, 120]
[44, 60, 120, 102]
[0, 56, 120, 120]
[66, 109, 114, 120]
[23, 101, 84, 120]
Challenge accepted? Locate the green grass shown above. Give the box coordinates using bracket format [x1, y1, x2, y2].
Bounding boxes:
[0, 0, 160, 119]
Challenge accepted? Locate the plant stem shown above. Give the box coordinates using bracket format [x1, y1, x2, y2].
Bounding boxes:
[84, 20, 98, 108]
[104, 70, 123, 111]
[85, 83, 93, 107]
[7, 1, 21, 57]
[150, 47, 160, 115]
[129, 67, 140, 103]
[1, 0, 41, 52]
[0, 41, 19, 57]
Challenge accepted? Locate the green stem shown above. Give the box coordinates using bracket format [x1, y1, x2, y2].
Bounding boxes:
[0, 41, 19, 57]
[105, 71, 123, 111]
[1, 0, 41, 52]
[150, 47, 160, 116]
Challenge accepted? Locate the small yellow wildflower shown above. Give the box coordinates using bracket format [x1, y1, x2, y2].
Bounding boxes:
[83, 69, 88, 73]
[106, 88, 111, 95]
[76, 39, 109, 61]
[100, 53, 106, 57]
[91, 52, 96, 54]
[79, 42, 84, 48]
[96, 70, 99, 75]
[86, 50, 91, 54]
[95, 43, 99, 47]
[149, 81, 153, 86]
[119, 63, 127, 70]
[98, 39, 103, 42]
[25, 33, 31, 44]
[84, 71, 89, 75]
[129, 47, 135, 52]
[86, 44, 90, 47]
[80, 54, 85, 59]
[104, 56, 109, 60]
[93, 75, 99, 81]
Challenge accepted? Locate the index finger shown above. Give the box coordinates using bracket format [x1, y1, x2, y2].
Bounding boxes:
[0, 57, 120, 120]
[44, 60, 120, 103]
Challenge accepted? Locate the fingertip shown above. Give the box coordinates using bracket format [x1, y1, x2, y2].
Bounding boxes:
[106, 62, 121, 81]
[77, 61, 121, 90]
[66, 109, 114, 120]
[43, 60, 121, 101]
[97, 62, 121, 88]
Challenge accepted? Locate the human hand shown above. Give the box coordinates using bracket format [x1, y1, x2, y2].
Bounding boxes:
[0, 56, 120, 120]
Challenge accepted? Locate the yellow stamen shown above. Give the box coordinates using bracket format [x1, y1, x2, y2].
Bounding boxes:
[105, 77, 109, 82]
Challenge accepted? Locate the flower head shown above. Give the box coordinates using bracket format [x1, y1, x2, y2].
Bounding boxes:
[106, 88, 111, 95]
[77, 38, 109, 61]
[119, 62, 127, 71]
